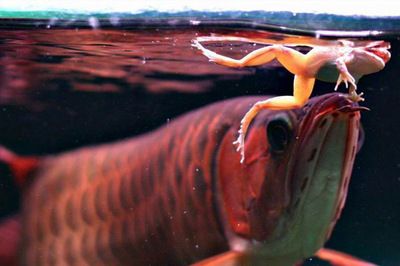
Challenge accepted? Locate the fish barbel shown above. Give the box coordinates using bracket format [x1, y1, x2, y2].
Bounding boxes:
[0, 93, 366, 265]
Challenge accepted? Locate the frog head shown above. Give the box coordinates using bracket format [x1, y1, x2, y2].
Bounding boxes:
[347, 40, 391, 75]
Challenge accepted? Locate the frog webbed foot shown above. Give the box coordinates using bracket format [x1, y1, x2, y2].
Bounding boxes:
[191, 40, 218, 61]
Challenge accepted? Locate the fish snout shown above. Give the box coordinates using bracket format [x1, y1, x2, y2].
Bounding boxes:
[335, 104, 370, 113]
[310, 93, 366, 118]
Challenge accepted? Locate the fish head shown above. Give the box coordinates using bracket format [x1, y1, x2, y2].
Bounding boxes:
[217, 93, 363, 258]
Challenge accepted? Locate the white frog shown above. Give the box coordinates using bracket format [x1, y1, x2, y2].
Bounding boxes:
[192, 38, 390, 163]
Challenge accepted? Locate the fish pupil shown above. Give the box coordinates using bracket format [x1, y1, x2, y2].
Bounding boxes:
[267, 119, 291, 153]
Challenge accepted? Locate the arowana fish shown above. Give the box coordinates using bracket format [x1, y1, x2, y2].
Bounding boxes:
[0, 93, 373, 265]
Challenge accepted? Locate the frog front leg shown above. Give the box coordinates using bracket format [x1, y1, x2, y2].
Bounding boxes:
[334, 56, 364, 102]
[235, 76, 315, 163]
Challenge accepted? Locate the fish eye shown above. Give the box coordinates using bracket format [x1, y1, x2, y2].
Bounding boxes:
[267, 118, 292, 153]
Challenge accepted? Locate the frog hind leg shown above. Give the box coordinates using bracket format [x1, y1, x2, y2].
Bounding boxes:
[192, 40, 277, 68]
[235, 76, 315, 163]
[192, 40, 308, 73]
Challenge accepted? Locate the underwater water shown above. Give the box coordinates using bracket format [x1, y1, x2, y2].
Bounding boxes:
[0, 23, 398, 265]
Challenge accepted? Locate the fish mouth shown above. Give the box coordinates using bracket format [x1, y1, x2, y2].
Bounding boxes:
[296, 93, 363, 135]
[284, 93, 362, 254]
[289, 93, 362, 201]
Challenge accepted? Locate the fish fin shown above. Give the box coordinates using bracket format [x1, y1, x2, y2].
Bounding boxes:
[0, 215, 20, 266]
[191, 251, 249, 266]
[0, 145, 39, 188]
[315, 248, 377, 266]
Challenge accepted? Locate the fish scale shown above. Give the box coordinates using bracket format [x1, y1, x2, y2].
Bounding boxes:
[19, 98, 252, 266]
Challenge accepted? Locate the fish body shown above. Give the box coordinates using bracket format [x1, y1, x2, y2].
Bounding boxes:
[2, 93, 362, 265]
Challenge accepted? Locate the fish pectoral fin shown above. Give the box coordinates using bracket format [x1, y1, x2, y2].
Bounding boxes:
[191, 250, 249, 266]
[0, 145, 39, 188]
[315, 248, 377, 266]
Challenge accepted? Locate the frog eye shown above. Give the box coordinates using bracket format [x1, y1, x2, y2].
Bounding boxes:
[267, 118, 292, 153]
